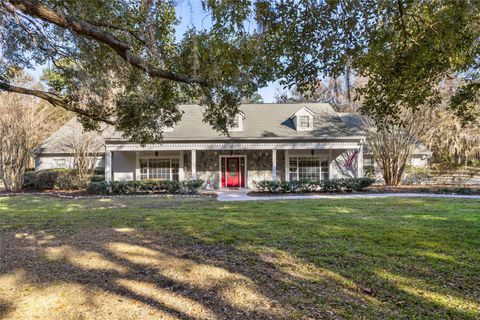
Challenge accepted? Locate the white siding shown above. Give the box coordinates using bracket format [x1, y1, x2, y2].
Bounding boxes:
[35, 156, 104, 171]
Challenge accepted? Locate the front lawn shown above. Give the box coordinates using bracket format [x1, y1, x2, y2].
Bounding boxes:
[0, 196, 479, 319]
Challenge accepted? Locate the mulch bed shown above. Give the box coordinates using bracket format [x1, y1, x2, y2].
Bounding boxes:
[368, 184, 480, 193]
[248, 184, 480, 197]
[0, 189, 217, 199]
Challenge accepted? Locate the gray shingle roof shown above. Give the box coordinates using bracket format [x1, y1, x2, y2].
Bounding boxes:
[108, 103, 364, 141]
[36, 119, 107, 154]
[38, 103, 365, 154]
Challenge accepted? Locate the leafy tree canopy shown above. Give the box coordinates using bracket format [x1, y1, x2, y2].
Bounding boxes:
[0, 0, 478, 142]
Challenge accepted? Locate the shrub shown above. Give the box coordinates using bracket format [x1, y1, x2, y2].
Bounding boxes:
[22, 171, 37, 189]
[253, 180, 281, 193]
[434, 187, 478, 195]
[89, 174, 105, 183]
[279, 180, 302, 193]
[22, 169, 81, 190]
[452, 187, 476, 195]
[298, 180, 321, 193]
[179, 180, 204, 194]
[93, 168, 105, 175]
[110, 181, 142, 194]
[86, 179, 204, 195]
[435, 187, 452, 194]
[403, 166, 431, 185]
[350, 177, 376, 191]
[254, 177, 375, 194]
[86, 181, 110, 194]
[321, 179, 343, 193]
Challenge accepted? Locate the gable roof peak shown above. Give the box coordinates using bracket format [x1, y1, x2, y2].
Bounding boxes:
[291, 106, 316, 119]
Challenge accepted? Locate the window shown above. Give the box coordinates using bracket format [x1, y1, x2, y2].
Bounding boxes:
[231, 117, 240, 129]
[292, 107, 315, 131]
[299, 116, 311, 129]
[140, 159, 148, 180]
[289, 157, 329, 181]
[139, 158, 179, 181]
[363, 156, 375, 176]
[321, 159, 329, 180]
[228, 113, 243, 131]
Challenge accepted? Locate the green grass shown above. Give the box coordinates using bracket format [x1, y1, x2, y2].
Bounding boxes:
[1, 195, 479, 319]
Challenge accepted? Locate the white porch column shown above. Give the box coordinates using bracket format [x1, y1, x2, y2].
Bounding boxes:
[357, 146, 364, 178]
[135, 152, 140, 181]
[105, 151, 112, 183]
[191, 150, 197, 180]
[328, 149, 333, 180]
[179, 151, 185, 181]
[272, 149, 277, 181]
[284, 149, 290, 181]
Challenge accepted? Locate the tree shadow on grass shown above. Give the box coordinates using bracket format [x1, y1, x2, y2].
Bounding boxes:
[1, 225, 479, 319]
[1, 196, 479, 319]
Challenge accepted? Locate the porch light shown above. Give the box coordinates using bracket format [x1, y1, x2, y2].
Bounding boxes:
[155, 151, 159, 157]
[311, 149, 315, 156]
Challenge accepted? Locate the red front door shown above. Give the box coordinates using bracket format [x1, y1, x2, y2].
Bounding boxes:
[221, 157, 245, 188]
[226, 157, 240, 187]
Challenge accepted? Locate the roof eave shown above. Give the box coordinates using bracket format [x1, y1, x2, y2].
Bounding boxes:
[104, 135, 366, 143]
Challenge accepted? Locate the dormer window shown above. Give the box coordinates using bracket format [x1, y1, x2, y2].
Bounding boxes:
[228, 112, 244, 132]
[299, 115, 311, 129]
[291, 107, 315, 131]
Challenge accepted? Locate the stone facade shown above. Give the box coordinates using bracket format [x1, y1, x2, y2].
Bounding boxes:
[184, 150, 284, 189]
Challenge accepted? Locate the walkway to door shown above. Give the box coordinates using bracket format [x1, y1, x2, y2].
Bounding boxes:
[215, 189, 480, 202]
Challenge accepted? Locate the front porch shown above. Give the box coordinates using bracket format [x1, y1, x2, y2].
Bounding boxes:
[104, 141, 364, 189]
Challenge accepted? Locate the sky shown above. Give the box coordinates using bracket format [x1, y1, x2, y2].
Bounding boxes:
[29, 0, 279, 103]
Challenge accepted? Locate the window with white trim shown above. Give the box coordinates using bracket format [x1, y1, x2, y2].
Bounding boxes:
[228, 114, 243, 131]
[289, 157, 329, 181]
[292, 107, 315, 131]
[363, 156, 375, 176]
[299, 115, 311, 129]
[321, 159, 329, 180]
[139, 158, 179, 181]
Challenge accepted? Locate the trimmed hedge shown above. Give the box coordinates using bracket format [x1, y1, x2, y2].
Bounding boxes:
[254, 178, 375, 193]
[23, 169, 78, 190]
[434, 187, 480, 195]
[23, 169, 105, 190]
[86, 179, 204, 195]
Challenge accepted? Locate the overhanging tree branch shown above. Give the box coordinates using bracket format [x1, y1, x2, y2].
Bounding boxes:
[0, 81, 115, 125]
[86, 19, 147, 46]
[6, 0, 207, 86]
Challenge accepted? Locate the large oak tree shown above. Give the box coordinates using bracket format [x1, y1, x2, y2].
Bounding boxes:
[0, 0, 478, 143]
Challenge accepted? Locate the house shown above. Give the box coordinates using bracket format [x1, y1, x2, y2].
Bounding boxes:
[35, 103, 431, 189]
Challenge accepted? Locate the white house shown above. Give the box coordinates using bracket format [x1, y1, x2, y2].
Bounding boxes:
[35, 103, 431, 189]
